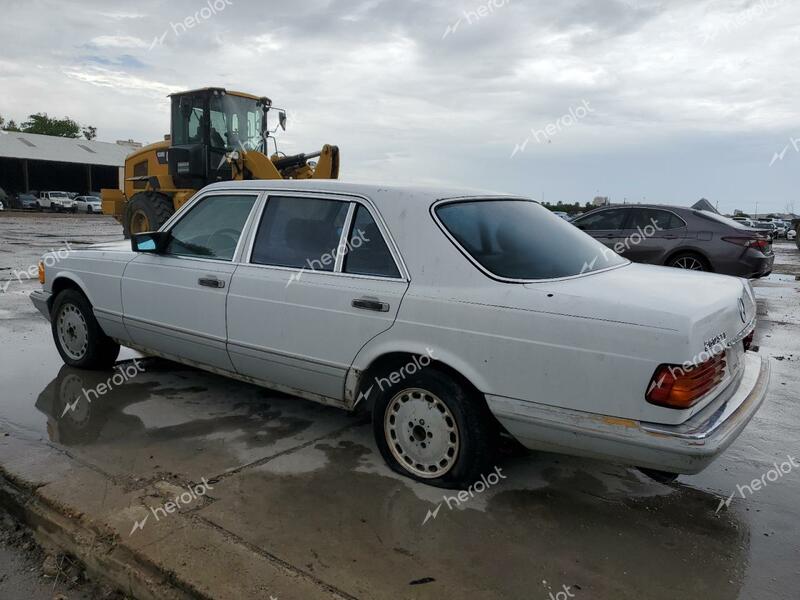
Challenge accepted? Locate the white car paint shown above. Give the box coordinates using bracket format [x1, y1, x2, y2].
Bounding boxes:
[31, 180, 770, 476]
[74, 196, 102, 213]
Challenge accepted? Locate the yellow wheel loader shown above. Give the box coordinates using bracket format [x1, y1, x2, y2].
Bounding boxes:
[102, 87, 339, 237]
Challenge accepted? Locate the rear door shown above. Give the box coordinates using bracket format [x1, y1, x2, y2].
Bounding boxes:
[121, 192, 259, 371]
[620, 208, 688, 264]
[226, 193, 409, 401]
[573, 208, 629, 250]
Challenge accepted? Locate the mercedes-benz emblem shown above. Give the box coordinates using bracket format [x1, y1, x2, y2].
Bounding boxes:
[738, 297, 747, 323]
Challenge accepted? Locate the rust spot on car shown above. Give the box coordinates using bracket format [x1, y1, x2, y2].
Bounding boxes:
[601, 416, 639, 429]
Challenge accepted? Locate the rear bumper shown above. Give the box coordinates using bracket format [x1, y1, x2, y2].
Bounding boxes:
[487, 352, 770, 474]
[30, 289, 52, 321]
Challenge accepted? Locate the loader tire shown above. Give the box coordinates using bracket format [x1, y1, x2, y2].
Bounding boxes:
[123, 192, 174, 239]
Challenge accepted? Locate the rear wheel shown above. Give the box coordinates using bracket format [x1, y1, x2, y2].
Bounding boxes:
[372, 367, 497, 488]
[123, 192, 174, 239]
[667, 252, 708, 272]
[51, 289, 120, 369]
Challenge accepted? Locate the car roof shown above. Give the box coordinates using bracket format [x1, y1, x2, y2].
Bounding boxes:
[201, 179, 515, 206]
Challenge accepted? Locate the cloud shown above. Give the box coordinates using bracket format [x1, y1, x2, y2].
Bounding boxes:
[0, 0, 798, 212]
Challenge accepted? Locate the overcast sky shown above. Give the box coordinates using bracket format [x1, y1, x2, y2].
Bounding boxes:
[1, 0, 798, 213]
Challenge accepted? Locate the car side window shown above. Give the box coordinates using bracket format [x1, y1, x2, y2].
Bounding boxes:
[574, 209, 627, 231]
[251, 196, 349, 270]
[164, 194, 257, 261]
[629, 208, 685, 230]
[343, 205, 401, 278]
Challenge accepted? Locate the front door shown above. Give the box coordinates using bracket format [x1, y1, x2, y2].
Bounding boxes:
[227, 193, 409, 401]
[121, 192, 259, 371]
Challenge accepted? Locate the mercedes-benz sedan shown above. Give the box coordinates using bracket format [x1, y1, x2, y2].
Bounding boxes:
[31, 181, 770, 488]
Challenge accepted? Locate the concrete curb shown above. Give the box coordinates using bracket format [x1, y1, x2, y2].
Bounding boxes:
[0, 431, 347, 600]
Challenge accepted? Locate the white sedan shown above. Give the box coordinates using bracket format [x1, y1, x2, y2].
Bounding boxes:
[31, 181, 770, 487]
[74, 195, 102, 214]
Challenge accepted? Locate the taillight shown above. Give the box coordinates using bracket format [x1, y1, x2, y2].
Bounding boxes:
[646, 352, 727, 409]
[38, 261, 45, 284]
[722, 236, 770, 251]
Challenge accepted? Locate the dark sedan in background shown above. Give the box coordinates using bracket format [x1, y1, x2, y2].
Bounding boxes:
[572, 205, 774, 278]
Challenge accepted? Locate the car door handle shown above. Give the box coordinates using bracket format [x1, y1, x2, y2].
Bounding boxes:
[198, 277, 225, 289]
[352, 297, 390, 312]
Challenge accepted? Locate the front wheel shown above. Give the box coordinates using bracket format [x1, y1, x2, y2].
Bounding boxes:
[51, 289, 120, 369]
[372, 367, 497, 488]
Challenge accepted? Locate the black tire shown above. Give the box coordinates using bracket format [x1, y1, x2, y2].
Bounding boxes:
[123, 192, 174, 239]
[51, 289, 120, 370]
[666, 251, 709, 272]
[86, 205, 93, 214]
[371, 367, 497, 489]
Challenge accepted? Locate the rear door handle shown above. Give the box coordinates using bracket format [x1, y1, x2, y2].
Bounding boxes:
[198, 277, 225, 289]
[352, 297, 390, 312]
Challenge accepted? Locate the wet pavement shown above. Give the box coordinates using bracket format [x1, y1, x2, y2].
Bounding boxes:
[1, 213, 799, 599]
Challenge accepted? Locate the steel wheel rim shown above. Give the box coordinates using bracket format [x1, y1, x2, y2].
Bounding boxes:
[384, 387, 460, 478]
[57, 303, 88, 360]
[674, 256, 704, 270]
[130, 210, 150, 234]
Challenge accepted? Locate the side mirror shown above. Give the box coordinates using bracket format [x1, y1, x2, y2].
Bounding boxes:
[131, 231, 169, 253]
[278, 111, 287, 131]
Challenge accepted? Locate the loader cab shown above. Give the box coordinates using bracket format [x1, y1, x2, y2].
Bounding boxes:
[168, 88, 270, 188]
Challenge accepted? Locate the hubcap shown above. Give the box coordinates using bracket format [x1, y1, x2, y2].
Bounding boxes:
[673, 256, 704, 271]
[384, 388, 460, 478]
[130, 210, 150, 234]
[57, 303, 88, 360]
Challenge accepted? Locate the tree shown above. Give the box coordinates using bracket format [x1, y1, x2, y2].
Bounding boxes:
[20, 113, 82, 137]
[82, 126, 97, 141]
[0, 115, 20, 131]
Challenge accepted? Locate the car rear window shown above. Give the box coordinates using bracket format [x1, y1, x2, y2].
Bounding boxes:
[435, 199, 627, 280]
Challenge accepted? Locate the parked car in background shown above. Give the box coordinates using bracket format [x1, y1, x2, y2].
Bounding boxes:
[39, 191, 76, 212]
[74, 195, 102, 214]
[551, 211, 571, 221]
[31, 181, 770, 487]
[0, 200, 4, 211]
[13, 193, 41, 210]
[788, 228, 797, 242]
[572, 205, 774, 278]
[751, 221, 776, 241]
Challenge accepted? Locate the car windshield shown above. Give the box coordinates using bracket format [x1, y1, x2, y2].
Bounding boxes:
[50, 192, 69, 198]
[435, 199, 627, 280]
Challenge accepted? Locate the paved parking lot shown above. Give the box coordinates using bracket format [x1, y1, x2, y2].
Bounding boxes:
[1, 212, 798, 599]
